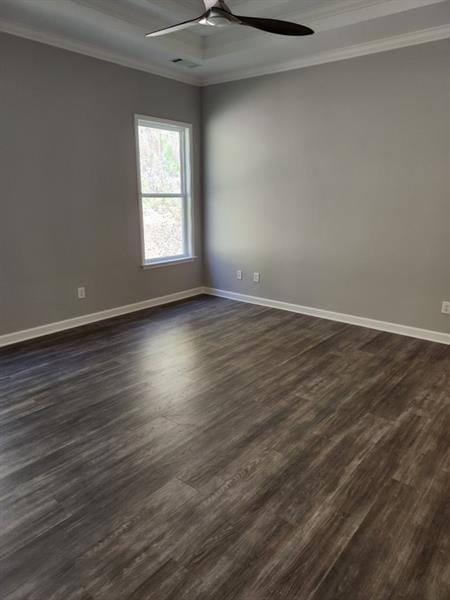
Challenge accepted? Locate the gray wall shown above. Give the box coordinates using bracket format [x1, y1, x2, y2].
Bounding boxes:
[0, 32, 202, 335]
[202, 41, 450, 333]
[1, 34, 449, 336]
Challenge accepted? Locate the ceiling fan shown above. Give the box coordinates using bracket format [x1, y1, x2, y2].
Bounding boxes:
[145, 0, 314, 38]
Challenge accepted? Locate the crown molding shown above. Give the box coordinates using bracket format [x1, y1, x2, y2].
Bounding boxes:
[200, 24, 450, 86]
[280, 0, 447, 25]
[203, 0, 446, 59]
[71, 0, 203, 58]
[0, 19, 200, 86]
[1, 19, 449, 89]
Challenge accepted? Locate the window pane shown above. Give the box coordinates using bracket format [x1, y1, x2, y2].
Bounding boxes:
[142, 197, 184, 260]
[138, 125, 181, 194]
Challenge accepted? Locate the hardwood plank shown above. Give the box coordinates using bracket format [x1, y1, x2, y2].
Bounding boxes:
[312, 473, 450, 600]
[0, 296, 448, 599]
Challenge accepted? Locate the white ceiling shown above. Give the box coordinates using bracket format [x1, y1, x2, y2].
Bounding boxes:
[0, 0, 449, 85]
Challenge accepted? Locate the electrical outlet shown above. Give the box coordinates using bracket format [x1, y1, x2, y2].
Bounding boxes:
[441, 301, 450, 315]
[253, 272, 260, 283]
[77, 286, 86, 300]
[236, 270, 243, 280]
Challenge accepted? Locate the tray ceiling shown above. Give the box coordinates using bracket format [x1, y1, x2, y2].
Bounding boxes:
[0, 0, 449, 85]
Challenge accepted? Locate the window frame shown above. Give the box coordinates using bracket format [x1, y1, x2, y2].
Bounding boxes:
[134, 114, 195, 268]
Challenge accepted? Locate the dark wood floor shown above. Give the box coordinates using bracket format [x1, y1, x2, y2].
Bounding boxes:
[0, 295, 449, 600]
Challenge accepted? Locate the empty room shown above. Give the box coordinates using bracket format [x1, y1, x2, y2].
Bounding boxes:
[1, 0, 449, 598]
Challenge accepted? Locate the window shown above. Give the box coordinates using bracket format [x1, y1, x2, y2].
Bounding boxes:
[135, 115, 194, 266]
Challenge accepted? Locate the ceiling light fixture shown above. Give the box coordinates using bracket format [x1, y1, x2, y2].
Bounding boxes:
[146, 0, 314, 38]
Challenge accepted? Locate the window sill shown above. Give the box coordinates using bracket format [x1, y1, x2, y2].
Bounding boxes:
[141, 256, 197, 270]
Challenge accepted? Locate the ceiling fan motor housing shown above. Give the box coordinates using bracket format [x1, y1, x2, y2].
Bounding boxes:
[200, 4, 238, 28]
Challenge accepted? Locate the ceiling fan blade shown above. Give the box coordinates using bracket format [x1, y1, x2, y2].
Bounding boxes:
[145, 15, 203, 38]
[235, 15, 314, 36]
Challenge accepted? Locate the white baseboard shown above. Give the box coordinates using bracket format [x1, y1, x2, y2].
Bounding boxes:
[2, 286, 448, 348]
[0, 287, 204, 348]
[204, 287, 450, 346]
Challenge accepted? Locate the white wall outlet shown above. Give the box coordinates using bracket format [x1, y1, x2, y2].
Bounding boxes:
[253, 272, 260, 283]
[441, 301, 450, 314]
[236, 270, 243, 280]
[77, 286, 86, 299]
